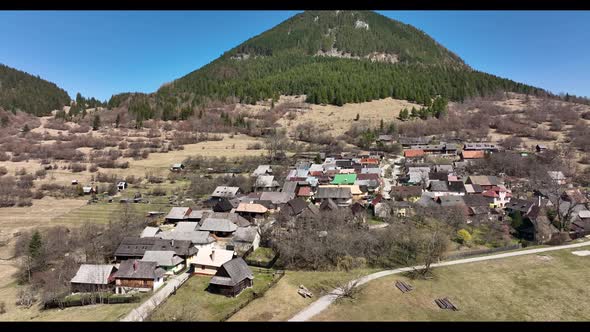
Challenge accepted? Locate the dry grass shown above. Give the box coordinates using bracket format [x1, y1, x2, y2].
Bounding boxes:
[228, 268, 377, 322]
[312, 249, 590, 321]
[276, 97, 421, 137]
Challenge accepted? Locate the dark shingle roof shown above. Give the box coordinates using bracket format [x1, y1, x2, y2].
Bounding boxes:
[151, 238, 197, 257]
[114, 237, 157, 258]
[315, 187, 352, 199]
[429, 180, 448, 192]
[114, 260, 165, 279]
[210, 258, 253, 287]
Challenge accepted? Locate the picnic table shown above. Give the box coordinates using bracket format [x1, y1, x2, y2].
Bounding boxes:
[435, 297, 458, 311]
[395, 280, 413, 293]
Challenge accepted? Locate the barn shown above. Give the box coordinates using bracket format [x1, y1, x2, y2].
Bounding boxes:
[208, 258, 254, 297]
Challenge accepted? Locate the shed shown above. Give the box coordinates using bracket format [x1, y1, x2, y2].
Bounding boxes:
[208, 258, 254, 297]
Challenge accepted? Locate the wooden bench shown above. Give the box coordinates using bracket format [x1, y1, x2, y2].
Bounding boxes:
[395, 280, 413, 293]
[435, 297, 458, 311]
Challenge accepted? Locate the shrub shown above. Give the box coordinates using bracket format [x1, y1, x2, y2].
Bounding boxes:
[0, 301, 5, 314]
[32, 191, 45, 200]
[150, 187, 167, 196]
[457, 229, 472, 244]
[35, 169, 47, 179]
[0, 166, 7, 176]
[16, 199, 33, 207]
[69, 163, 86, 173]
[0, 152, 9, 162]
[17, 175, 35, 189]
[88, 164, 98, 173]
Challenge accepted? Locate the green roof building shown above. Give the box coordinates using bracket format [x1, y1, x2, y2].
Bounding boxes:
[331, 174, 357, 185]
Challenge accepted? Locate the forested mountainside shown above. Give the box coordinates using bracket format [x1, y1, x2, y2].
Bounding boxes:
[108, 10, 547, 122]
[0, 63, 71, 116]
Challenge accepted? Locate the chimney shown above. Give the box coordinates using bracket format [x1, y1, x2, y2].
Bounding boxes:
[133, 260, 138, 271]
[210, 250, 215, 261]
[171, 239, 174, 247]
[538, 195, 542, 207]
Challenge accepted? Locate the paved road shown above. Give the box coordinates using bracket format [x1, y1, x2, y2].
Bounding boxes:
[121, 271, 191, 322]
[288, 240, 590, 322]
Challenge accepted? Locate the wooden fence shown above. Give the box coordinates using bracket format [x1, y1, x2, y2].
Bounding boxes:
[219, 269, 285, 322]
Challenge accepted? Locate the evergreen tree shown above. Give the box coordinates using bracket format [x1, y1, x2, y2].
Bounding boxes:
[28, 230, 43, 261]
[399, 108, 409, 121]
[354, 113, 360, 121]
[22, 124, 30, 133]
[92, 114, 100, 131]
[115, 114, 120, 128]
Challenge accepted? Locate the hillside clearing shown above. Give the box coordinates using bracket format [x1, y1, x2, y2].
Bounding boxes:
[311, 249, 590, 321]
[227, 268, 377, 322]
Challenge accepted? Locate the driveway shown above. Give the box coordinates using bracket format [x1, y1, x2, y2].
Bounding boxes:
[288, 240, 590, 322]
[121, 271, 191, 322]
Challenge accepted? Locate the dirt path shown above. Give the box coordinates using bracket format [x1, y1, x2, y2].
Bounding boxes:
[288, 240, 590, 322]
[120, 271, 191, 322]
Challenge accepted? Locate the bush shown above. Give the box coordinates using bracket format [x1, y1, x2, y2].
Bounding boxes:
[35, 169, 47, 179]
[457, 229, 472, 245]
[150, 186, 167, 196]
[69, 163, 86, 173]
[0, 152, 9, 162]
[16, 199, 33, 207]
[0, 166, 7, 176]
[17, 175, 35, 189]
[32, 191, 45, 200]
[0, 301, 5, 314]
[88, 164, 98, 173]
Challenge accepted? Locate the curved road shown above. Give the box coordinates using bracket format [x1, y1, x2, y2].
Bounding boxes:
[288, 240, 590, 322]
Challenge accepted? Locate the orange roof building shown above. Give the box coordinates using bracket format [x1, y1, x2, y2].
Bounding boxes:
[360, 158, 379, 165]
[404, 149, 425, 158]
[461, 150, 485, 159]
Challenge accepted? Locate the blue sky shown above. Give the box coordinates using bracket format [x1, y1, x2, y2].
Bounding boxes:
[0, 10, 589, 101]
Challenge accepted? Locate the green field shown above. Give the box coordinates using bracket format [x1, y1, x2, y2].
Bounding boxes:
[50, 201, 169, 225]
[312, 249, 590, 321]
[148, 269, 277, 321]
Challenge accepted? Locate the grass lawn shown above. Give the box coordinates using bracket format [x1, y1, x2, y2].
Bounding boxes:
[51, 201, 168, 225]
[148, 269, 276, 321]
[367, 218, 386, 226]
[245, 247, 276, 265]
[312, 249, 590, 321]
[228, 268, 378, 321]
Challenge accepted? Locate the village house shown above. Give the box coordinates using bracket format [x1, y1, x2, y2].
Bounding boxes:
[390, 186, 423, 202]
[117, 181, 128, 191]
[253, 175, 280, 192]
[151, 239, 198, 262]
[141, 250, 185, 276]
[70, 264, 118, 294]
[463, 142, 499, 152]
[505, 198, 535, 216]
[548, 171, 567, 185]
[164, 207, 193, 223]
[140, 226, 160, 238]
[280, 197, 320, 221]
[170, 163, 185, 172]
[482, 185, 512, 208]
[199, 217, 238, 237]
[113, 260, 165, 294]
[536, 144, 548, 153]
[235, 202, 268, 222]
[251, 165, 273, 177]
[82, 186, 96, 195]
[211, 186, 241, 202]
[192, 247, 236, 275]
[404, 149, 425, 160]
[156, 222, 216, 250]
[465, 176, 503, 190]
[314, 186, 353, 207]
[226, 226, 261, 257]
[114, 237, 157, 261]
[212, 197, 237, 213]
[331, 173, 357, 185]
[398, 136, 431, 147]
[461, 150, 485, 161]
[208, 258, 254, 297]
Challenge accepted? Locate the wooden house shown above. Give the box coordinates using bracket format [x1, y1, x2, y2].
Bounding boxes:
[70, 264, 117, 293]
[208, 258, 254, 297]
[113, 260, 165, 294]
